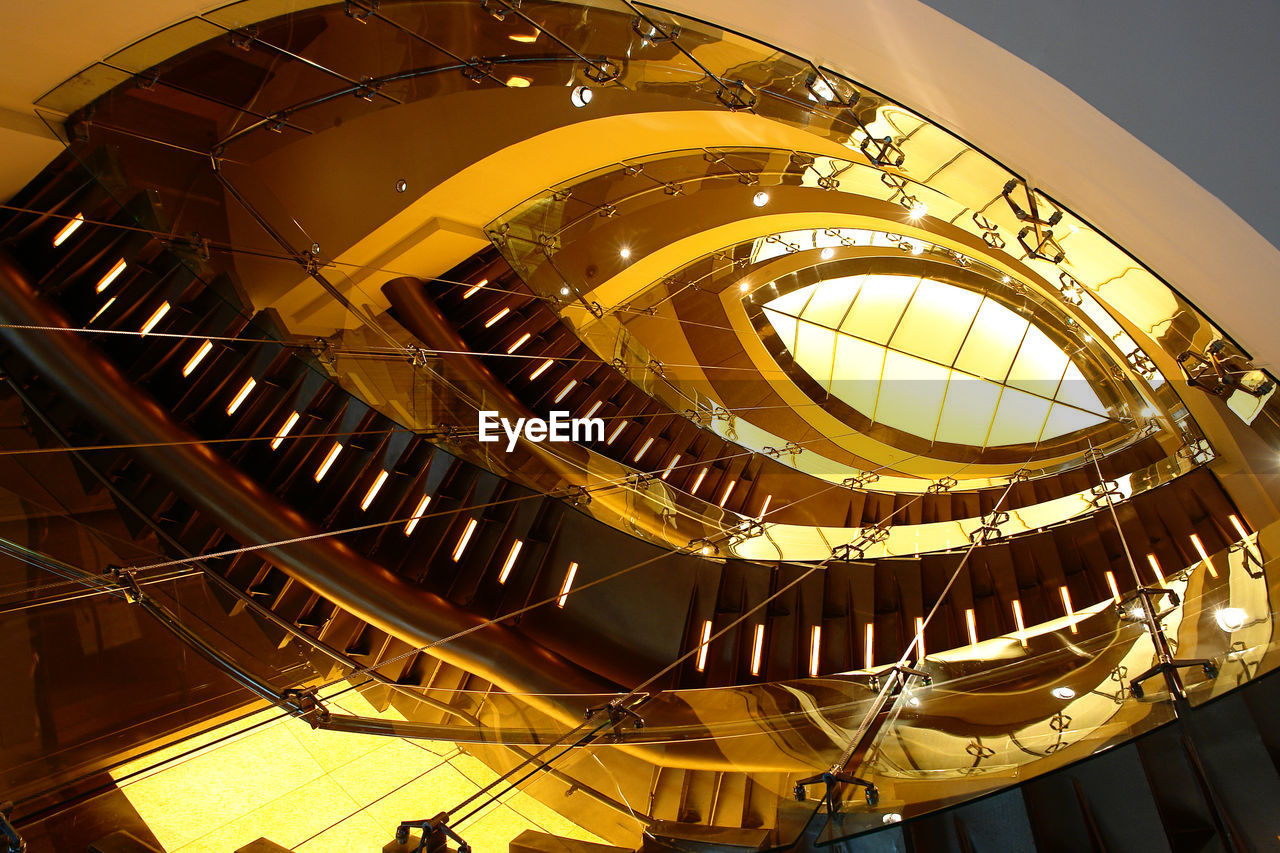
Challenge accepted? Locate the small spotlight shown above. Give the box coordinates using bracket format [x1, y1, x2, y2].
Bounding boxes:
[738, 282, 749, 292]
[570, 85, 593, 108]
[510, 32, 539, 43]
[820, 247, 834, 260]
[907, 200, 928, 219]
[882, 813, 903, 825]
[395, 178, 408, 193]
[620, 247, 631, 259]
[806, 75, 836, 103]
[506, 75, 532, 88]
[1214, 607, 1247, 632]
[1140, 407, 1155, 418]
[559, 285, 571, 296]
[1051, 686, 1076, 700]
[700, 544, 714, 556]
[752, 191, 770, 207]
[1001, 276, 1012, 284]
[910, 242, 924, 256]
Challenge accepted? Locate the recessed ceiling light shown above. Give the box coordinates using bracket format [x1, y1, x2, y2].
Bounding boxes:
[620, 247, 631, 259]
[752, 191, 770, 207]
[1051, 686, 1076, 700]
[559, 285, 571, 296]
[907, 200, 928, 218]
[570, 85, 592, 108]
[820, 247, 834, 260]
[738, 282, 749, 292]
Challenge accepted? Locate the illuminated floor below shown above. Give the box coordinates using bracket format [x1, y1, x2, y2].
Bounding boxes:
[109, 691, 606, 852]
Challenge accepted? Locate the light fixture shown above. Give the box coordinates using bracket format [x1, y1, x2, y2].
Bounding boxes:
[1001, 275, 1012, 284]
[462, 279, 488, 299]
[805, 74, 836, 103]
[314, 441, 343, 482]
[559, 285, 570, 296]
[505, 75, 532, 88]
[718, 480, 735, 507]
[1105, 570, 1121, 603]
[914, 616, 925, 659]
[750, 623, 765, 676]
[452, 518, 478, 561]
[1214, 607, 1247, 632]
[965, 608, 978, 645]
[752, 191, 770, 207]
[1051, 686, 1076, 700]
[907, 200, 928, 219]
[661, 455, 680, 479]
[820, 247, 834, 260]
[1059, 586, 1077, 634]
[808, 625, 822, 677]
[584, 400, 603, 420]
[620, 247, 631, 259]
[95, 259, 127, 293]
[498, 539, 523, 583]
[634, 437, 654, 462]
[530, 358, 553, 379]
[271, 412, 300, 451]
[1011, 600, 1027, 648]
[226, 377, 256, 415]
[360, 470, 389, 511]
[909, 241, 924, 256]
[1140, 406, 1155, 418]
[570, 85, 592, 107]
[738, 282, 749, 292]
[138, 302, 170, 336]
[52, 212, 85, 247]
[863, 622, 875, 670]
[882, 814, 903, 825]
[695, 620, 713, 671]
[507, 333, 531, 354]
[88, 297, 117, 323]
[1189, 533, 1218, 578]
[690, 467, 707, 494]
[1229, 514, 1251, 543]
[485, 307, 509, 328]
[1146, 553, 1165, 585]
[699, 544, 714, 556]
[554, 379, 576, 403]
[606, 420, 628, 444]
[395, 179, 408, 193]
[182, 340, 213, 377]
[757, 494, 772, 518]
[404, 494, 431, 535]
[557, 561, 578, 607]
[510, 31, 539, 43]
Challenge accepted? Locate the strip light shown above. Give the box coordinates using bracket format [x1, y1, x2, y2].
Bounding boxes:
[1105, 571, 1121, 603]
[863, 623, 875, 670]
[88, 297, 116, 323]
[139, 302, 170, 335]
[271, 412, 300, 450]
[914, 616, 926, 659]
[554, 380, 576, 403]
[1011, 600, 1027, 648]
[498, 540, 523, 584]
[1146, 553, 1165, 585]
[690, 468, 707, 494]
[606, 420, 628, 444]
[965, 608, 978, 645]
[452, 518, 478, 561]
[404, 494, 430, 535]
[808, 625, 822, 677]
[530, 359, 553, 379]
[750, 624, 765, 676]
[718, 480, 735, 507]
[226, 378, 256, 415]
[484, 307, 509, 328]
[557, 561, 578, 607]
[584, 400, 603, 420]
[1229, 514, 1251, 543]
[1060, 586, 1077, 634]
[361, 470, 389, 511]
[314, 442, 342, 481]
[462, 279, 488, 299]
[695, 620, 713, 671]
[507, 333, 531, 354]
[52, 213, 84, 247]
[758, 494, 772, 519]
[96, 259, 126, 293]
[183, 340, 212, 377]
[661, 454, 680, 480]
[634, 438, 654, 462]
[1189, 534, 1218, 578]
